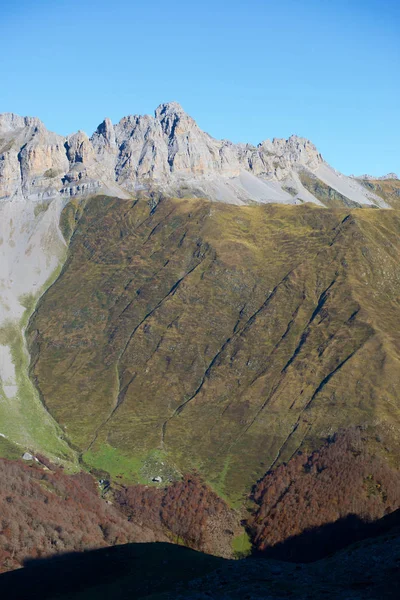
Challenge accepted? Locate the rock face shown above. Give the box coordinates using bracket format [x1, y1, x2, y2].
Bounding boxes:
[0, 102, 389, 207]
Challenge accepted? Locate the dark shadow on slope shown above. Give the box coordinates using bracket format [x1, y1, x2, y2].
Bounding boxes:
[2, 512, 400, 599]
[0, 542, 229, 600]
[256, 508, 400, 563]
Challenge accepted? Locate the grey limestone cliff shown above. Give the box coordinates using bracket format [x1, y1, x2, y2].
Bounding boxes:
[0, 101, 388, 207]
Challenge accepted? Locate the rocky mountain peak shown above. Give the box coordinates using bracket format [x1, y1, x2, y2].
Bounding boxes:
[93, 117, 116, 146]
[0, 103, 392, 208]
[0, 113, 46, 136]
[155, 101, 198, 141]
[154, 101, 187, 119]
[65, 131, 94, 164]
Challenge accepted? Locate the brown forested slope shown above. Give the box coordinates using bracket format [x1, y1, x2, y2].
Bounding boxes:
[0, 458, 160, 573]
[0, 456, 245, 573]
[249, 428, 400, 559]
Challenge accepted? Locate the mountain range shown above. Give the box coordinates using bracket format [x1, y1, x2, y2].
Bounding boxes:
[1, 103, 400, 576]
[1, 102, 397, 207]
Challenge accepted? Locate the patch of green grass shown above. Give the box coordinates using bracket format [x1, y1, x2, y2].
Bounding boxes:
[33, 201, 50, 218]
[43, 168, 61, 179]
[208, 456, 237, 507]
[83, 443, 149, 483]
[83, 443, 180, 485]
[59, 196, 88, 242]
[0, 319, 76, 463]
[232, 532, 252, 558]
[19, 292, 37, 314]
[0, 436, 22, 460]
[0, 249, 78, 465]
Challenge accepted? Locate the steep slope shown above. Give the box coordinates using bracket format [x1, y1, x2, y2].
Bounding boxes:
[0, 104, 389, 207]
[0, 457, 161, 573]
[249, 428, 400, 559]
[27, 196, 400, 503]
[358, 177, 400, 209]
[0, 195, 77, 464]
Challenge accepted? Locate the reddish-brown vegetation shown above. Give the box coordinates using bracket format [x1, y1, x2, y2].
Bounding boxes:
[249, 428, 400, 557]
[0, 459, 158, 573]
[0, 460, 241, 575]
[4, 428, 398, 574]
[115, 475, 240, 557]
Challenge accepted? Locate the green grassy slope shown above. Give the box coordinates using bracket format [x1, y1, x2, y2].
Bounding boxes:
[27, 196, 400, 503]
[0, 273, 77, 466]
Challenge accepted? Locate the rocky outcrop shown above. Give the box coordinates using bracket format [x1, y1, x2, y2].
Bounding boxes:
[0, 103, 388, 207]
[0, 114, 68, 201]
[355, 172, 399, 181]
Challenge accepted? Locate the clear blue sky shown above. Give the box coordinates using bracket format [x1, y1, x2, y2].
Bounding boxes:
[1, 0, 399, 175]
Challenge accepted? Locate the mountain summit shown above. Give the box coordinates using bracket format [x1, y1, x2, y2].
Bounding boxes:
[0, 103, 392, 207]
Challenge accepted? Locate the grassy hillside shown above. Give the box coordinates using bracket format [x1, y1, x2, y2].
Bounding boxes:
[27, 196, 400, 504]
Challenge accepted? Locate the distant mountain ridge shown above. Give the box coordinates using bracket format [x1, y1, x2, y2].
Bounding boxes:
[0, 102, 393, 208]
[354, 172, 398, 181]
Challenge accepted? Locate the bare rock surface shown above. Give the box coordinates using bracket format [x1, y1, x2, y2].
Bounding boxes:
[0, 102, 388, 207]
